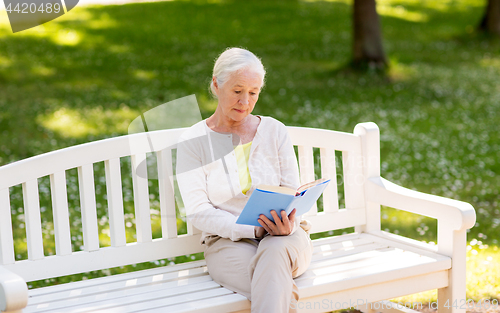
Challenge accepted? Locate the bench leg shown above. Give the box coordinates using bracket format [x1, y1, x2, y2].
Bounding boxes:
[438, 228, 467, 313]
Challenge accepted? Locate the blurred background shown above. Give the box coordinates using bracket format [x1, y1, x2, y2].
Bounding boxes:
[0, 0, 499, 309]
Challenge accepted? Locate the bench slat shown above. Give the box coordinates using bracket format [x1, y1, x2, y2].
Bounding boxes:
[6, 236, 204, 282]
[320, 147, 339, 213]
[297, 251, 450, 299]
[342, 150, 365, 210]
[26, 276, 218, 313]
[287, 127, 362, 153]
[298, 145, 318, 215]
[312, 245, 394, 269]
[0, 188, 15, 264]
[23, 179, 45, 260]
[156, 149, 178, 239]
[143, 293, 249, 313]
[78, 164, 100, 252]
[309, 248, 405, 276]
[312, 242, 388, 263]
[306, 209, 366, 234]
[104, 158, 126, 247]
[50, 171, 72, 256]
[131, 153, 153, 243]
[28, 259, 207, 296]
[27, 266, 210, 306]
[312, 236, 378, 256]
[82, 286, 233, 313]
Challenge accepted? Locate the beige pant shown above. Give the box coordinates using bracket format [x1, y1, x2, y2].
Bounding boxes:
[203, 220, 314, 313]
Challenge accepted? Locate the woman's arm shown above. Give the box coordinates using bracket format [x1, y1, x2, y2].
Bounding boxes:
[176, 134, 256, 241]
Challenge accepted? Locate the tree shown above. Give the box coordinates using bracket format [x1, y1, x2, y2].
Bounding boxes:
[352, 0, 387, 69]
[478, 0, 500, 36]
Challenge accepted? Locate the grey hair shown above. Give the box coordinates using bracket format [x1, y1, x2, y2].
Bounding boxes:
[209, 47, 266, 98]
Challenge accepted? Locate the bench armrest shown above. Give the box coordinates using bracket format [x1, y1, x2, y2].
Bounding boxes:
[0, 266, 28, 312]
[366, 176, 476, 231]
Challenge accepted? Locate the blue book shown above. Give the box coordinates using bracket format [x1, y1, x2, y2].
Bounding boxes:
[236, 178, 331, 227]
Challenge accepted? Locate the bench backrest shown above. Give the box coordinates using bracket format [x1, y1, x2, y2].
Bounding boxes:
[0, 123, 379, 282]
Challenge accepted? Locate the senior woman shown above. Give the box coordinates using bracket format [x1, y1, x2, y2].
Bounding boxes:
[176, 47, 313, 313]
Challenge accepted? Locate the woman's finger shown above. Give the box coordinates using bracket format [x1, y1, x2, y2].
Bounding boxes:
[271, 210, 285, 234]
[258, 218, 271, 234]
[260, 213, 276, 234]
[280, 210, 290, 233]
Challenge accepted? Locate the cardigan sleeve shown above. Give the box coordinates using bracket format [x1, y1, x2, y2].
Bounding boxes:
[176, 132, 256, 241]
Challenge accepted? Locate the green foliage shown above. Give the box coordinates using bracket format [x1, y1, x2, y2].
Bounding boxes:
[0, 0, 499, 298]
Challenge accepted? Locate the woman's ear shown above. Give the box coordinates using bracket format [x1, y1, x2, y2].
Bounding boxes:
[212, 76, 219, 94]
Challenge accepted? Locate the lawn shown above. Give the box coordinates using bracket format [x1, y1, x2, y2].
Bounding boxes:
[0, 0, 499, 304]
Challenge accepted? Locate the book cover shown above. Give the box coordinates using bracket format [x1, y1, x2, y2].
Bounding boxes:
[235, 178, 331, 227]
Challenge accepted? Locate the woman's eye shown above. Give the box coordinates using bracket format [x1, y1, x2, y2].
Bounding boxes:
[250, 92, 256, 96]
[234, 90, 241, 94]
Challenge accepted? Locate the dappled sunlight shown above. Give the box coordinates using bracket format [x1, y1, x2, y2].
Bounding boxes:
[133, 69, 157, 80]
[377, 3, 428, 22]
[301, 0, 475, 21]
[387, 57, 416, 81]
[31, 65, 56, 77]
[36, 105, 139, 138]
[86, 12, 119, 29]
[0, 6, 114, 48]
[52, 28, 82, 46]
[0, 55, 12, 69]
[377, 0, 485, 12]
[480, 57, 500, 70]
[301, 0, 352, 4]
[467, 245, 500, 300]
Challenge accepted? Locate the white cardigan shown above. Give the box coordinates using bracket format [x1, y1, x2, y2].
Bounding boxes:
[176, 115, 304, 245]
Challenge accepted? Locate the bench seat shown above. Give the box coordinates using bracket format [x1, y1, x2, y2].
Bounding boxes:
[25, 232, 450, 313]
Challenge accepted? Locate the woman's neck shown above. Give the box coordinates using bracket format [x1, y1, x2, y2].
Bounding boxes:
[207, 112, 255, 133]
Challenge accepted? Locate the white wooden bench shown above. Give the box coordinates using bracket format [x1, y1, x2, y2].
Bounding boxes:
[0, 122, 476, 313]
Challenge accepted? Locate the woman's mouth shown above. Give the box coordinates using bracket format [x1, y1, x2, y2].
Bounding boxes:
[234, 109, 245, 113]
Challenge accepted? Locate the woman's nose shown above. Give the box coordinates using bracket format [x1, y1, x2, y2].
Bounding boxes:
[239, 93, 249, 105]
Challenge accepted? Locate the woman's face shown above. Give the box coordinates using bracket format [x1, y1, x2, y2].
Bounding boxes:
[213, 68, 262, 123]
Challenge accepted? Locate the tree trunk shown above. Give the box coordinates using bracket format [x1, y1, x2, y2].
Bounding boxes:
[478, 0, 500, 36]
[352, 0, 387, 69]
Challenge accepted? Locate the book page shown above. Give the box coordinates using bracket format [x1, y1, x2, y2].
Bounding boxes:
[256, 184, 296, 195]
[296, 178, 329, 194]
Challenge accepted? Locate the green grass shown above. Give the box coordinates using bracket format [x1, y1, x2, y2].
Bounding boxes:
[0, 0, 499, 301]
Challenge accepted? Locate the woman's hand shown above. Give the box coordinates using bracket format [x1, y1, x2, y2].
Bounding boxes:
[258, 208, 296, 236]
[254, 226, 267, 239]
